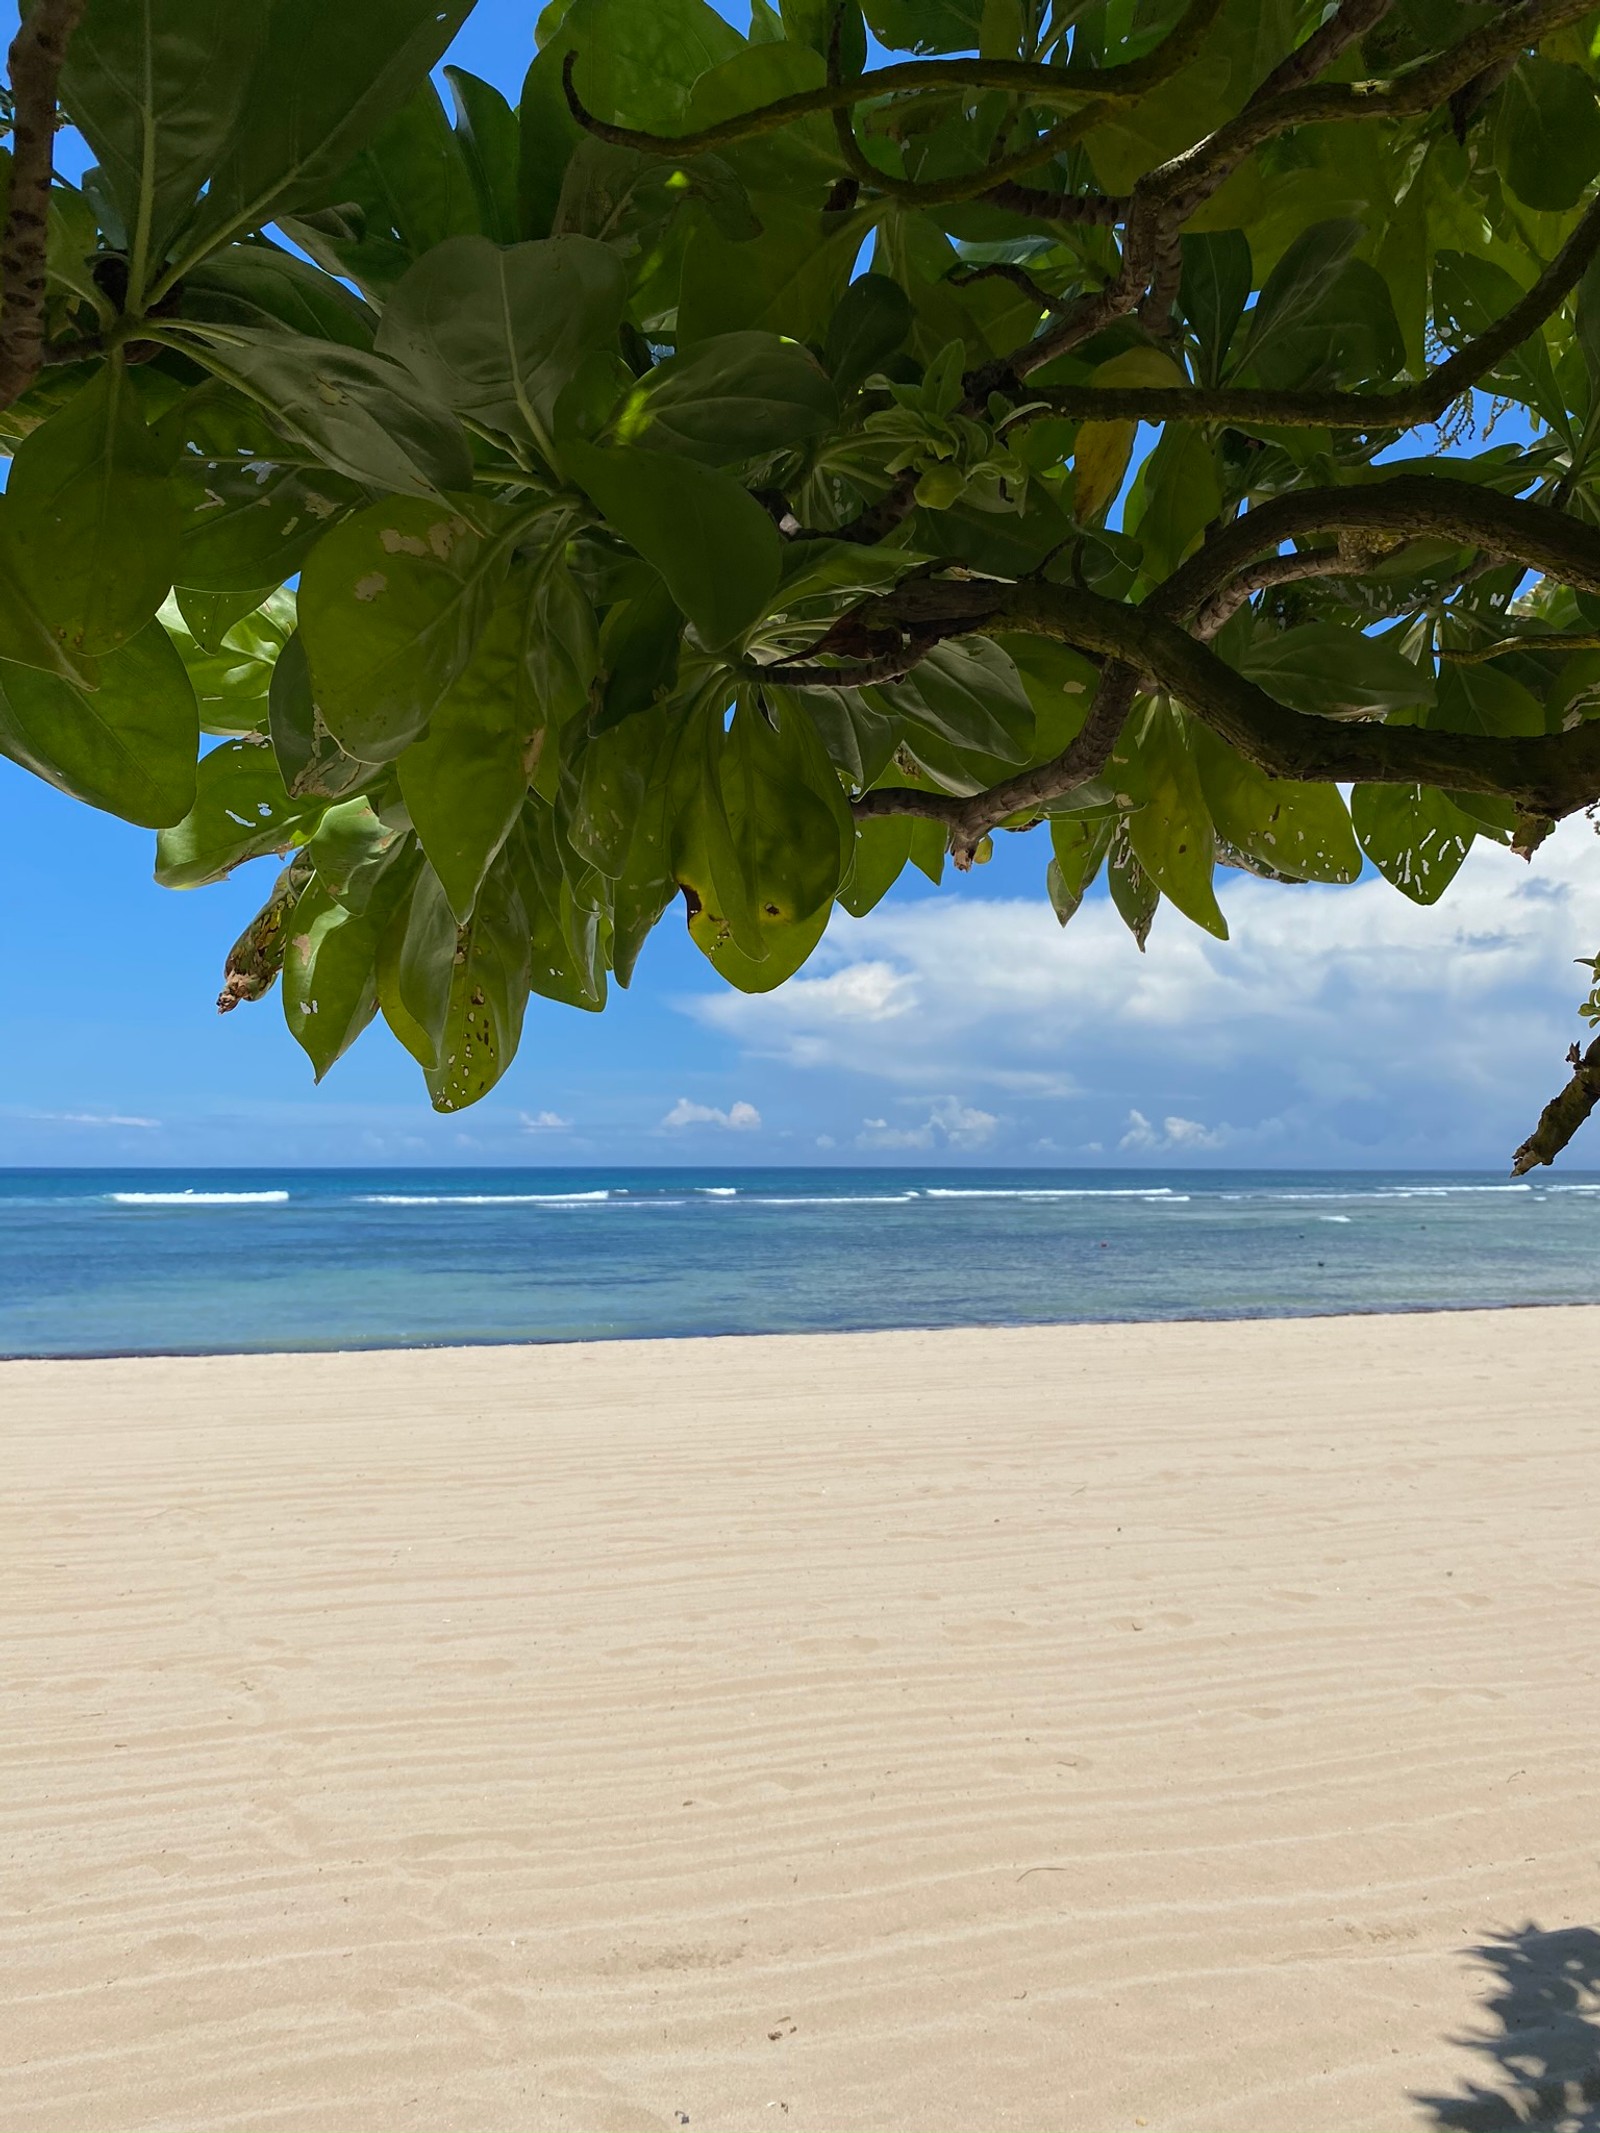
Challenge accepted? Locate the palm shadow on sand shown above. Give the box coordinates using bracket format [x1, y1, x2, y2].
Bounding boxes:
[1415, 1924, 1600, 2131]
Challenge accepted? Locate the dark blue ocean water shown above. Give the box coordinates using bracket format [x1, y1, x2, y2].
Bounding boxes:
[2, 1167, 1599, 1358]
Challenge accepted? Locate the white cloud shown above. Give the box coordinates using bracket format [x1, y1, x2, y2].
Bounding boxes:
[679, 820, 1600, 1165]
[1119, 1109, 1227, 1153]
[857, 1096, 999, 1151]
[520, 1109, 571, 1132]
[22, 1110, 159, 1129]
[661, 1096, 762, 1132]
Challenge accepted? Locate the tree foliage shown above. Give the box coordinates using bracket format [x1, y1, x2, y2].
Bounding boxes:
[5, 0, 1600, 1156]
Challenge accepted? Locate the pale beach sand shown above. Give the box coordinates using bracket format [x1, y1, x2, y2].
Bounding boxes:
[3, 1309, 1598, 2133]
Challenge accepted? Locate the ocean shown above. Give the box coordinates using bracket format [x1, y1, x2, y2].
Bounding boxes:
[1, 1166, 1598, 1359]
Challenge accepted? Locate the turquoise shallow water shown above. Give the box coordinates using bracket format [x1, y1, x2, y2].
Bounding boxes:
[2, 1167, 1598, 1358]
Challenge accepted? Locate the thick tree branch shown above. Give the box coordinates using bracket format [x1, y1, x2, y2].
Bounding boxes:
[1008, 0, 1591, 380]
[0, 0, 85, 409]
[1149, 473, 1600, 624]
[837, 573, 1600, 830]
[1511, 1036, 1600, 1172]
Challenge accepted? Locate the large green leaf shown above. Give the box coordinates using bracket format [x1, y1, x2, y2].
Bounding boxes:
[562, 442, 781, 650]
[1235, 219, 1403, 390]
[155, 735, 319, 886]
[377, 235, 629, 458]
[673, 696, 849, 972]
[1233, 624, 1434, 719]
[181, 248, 377, 348]
[1351, 783, 1476, 904]
[281, 879, 383, 1079]
[869, 641, 1035, 765]
[182, 0, 477, 255]
[172, 328, 472, 497]
[445, 68, 522, 245]
[678, 196, 866, 346]
[552, 0, 743, 130]
[1125, 426, 1222, 582]
[298, 499, 517, 762]
[396, 586, 543, 920]
[1192, 725, 1362, 883]
[0, 622, 198, 828]
[5, 365, 180, 657]
[423, 857, 533, 1111]
[163, 393, 367, 594]
[1493, 58, 1600, 214]
[1125, 701, 1227, 939]
[610, 333, 839, 464]
[57, 0, 262, 287]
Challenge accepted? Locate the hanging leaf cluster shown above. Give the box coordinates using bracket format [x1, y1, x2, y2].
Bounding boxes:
[5, 0, 1600, 1153]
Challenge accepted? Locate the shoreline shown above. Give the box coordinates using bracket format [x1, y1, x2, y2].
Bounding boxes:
[6, 1309, 1598, 2131]
[7, 1289, 1600, 1366]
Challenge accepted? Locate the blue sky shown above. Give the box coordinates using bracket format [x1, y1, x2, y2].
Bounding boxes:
[1, 0, 1596, 1171]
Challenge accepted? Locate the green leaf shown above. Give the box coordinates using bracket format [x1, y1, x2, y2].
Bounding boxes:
[1351, 783, 1476, 904]
[323, 82, 482, 275]
[610, 333, 839, 464]
[840, 815, 913, 918]
[685, 41, 846, 192]
[0, 622, 199, 828]
[184, 0, 478, 255]
[1125, 426, 1222, 582]
[173, 328, 472, 497]
[282, 879, 382, 1079]
[155, 736, 318, 887]
[396, 587, 542, 920]
[1431, 662, 1547, 737]
[825, 274, 915, 395]
[308, 798, 410, 912]
[423, 857, 533, 1111]
[181, 247, 377, 347]
[176, 583, 282, 654]
[869, 641, 1034, 764]
[553, 0, 743, 130]
[377, 234, 629, 458]
[1191, 725, 1362, 883]
[1125, 701, 1228, 939]
[1236, 221, 1402, 389]
[562, 442, 781, 651]
[860, 0, 982, 54]
[163, 393, 366, 595]
[1493, 58, 1600, 214]
[57, 0, 262, 289]
[1431, 251, 1565, 430]
[298, 500, 515, 762]
[5, 365, 180, 657]
[267, 632, 374, 800]
[594, 575, 684, 732]
[1107, 823, 1158, 950]
[674, 696, 849, 970]
[1047, 815, 1115, 926]
[445, 67, 522, 245]
[679, 196, 865, 347]
[1179, 230, 1252, 385]
[1233, 623, 1434, 718]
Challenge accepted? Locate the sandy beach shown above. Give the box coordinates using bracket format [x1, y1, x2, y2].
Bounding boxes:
[3, 1309, 1597, 2132]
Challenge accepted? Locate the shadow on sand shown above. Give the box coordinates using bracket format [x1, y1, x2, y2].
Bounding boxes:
[1415, 1924, 1600, 2131]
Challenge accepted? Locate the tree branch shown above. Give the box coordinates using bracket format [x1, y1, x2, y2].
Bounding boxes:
[1511, 1035, 1600, 1172]
[558, 0, 1227, 159]
[0, 0, 85, 410]
[1015, 188, 1600, 432]
[838, 573, 1600, 825]
[1149, 473, 1600, 624]
[852, 660, 1143, 861]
